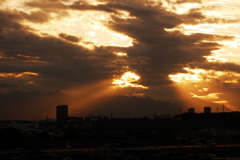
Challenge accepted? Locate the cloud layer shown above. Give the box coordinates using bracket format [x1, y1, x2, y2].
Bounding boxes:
[0, 0, 240, 109]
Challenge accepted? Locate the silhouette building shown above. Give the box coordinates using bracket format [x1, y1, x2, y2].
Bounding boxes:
[204, 107, 211, 114]
[56, 105, 68, 123]
[188, 108, 195, 113]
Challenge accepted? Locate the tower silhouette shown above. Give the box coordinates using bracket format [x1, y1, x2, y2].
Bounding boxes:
[56, 105, 68, 123]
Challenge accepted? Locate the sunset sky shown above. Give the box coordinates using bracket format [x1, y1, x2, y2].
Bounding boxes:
[0, 0, 240, 111]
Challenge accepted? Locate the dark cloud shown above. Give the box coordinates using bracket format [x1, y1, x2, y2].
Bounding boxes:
[183, 10, 205, 24]
[0, 82, 18, 89]
[23, 1, 234, 92]
[25, 10, 51, 23]
[0, 9, 118, 93]
[0, 0, 239, 107]
[0, 9, 51, 25]
[187, 62, 240, 73]
[70, 1, 115, 12]
[182, 8, 240, 25]
[99, 1, 223, 88]
[25, 0, 115, 13]
[59, 33, 80, 42]
[108, 2, 182, 28]
[24, 0, 70, 20]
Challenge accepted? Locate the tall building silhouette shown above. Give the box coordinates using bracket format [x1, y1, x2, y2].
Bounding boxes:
[204, 107, 211, 114]
[56, 105, 68, 123]
[188, 108, 195, 113]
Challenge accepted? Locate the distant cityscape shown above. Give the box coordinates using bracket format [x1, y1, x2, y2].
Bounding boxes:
[1, 104, 240, 159]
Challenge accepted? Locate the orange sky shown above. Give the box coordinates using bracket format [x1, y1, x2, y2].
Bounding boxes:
[0, 0, 240, 112]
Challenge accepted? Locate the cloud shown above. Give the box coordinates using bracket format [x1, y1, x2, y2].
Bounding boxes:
[0, 82, 18, 89]
[0, 9, 51, 26]
[59, 33, 80, 42]
[205, 18, 240, 24]
[70, 1, 115, 12]
[182, 10, 205, 24]
[182, 9, 240, 25]
[187, 62, 240, 74]
[25, 10, 51, 23]
[99, 1, 223, 87]
[25, 0, 115, 13]
[25, 0, 69, 10]
[0, 0, 239, 107]
[0, 0, 5, 5]
[176, 0, 202, 4]
[0, 8, 118, 93]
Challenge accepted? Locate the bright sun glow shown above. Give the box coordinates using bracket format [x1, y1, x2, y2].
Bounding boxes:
[169, 68, 205, 83]
[169, 73, 202, 83]
[114, 52, 128, 57]
[191, 92, 220, 100]
[169, 67, 240, 84]
[169, 66, 240, 105]
[112, 71, 148, 89]
[191, 92, 228, 104]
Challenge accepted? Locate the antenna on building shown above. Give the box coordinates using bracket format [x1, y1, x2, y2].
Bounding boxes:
[222, 105, 225, 112]
[217, 106, 218, 113]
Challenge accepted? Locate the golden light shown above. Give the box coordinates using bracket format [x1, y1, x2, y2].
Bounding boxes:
[179, 24, 220, 35]
[191, 92, 220, 100]
[63, 79, 119, 116]
[112, 71, 148, 89]
[117, 10, 136, 20]
[199, 88, 209, 92]
[0, 72, 39, 78]
[21, 8, 133, 49]
[169, 68, 204, 83]
[202, 88, 209, 91]
[191, 92, 229, 104]
[169, 66, 240, 107]
[175, 3, 201, 14]
[169, 73, 202, 83]
[205, 48, 240, 64]
[169, 67, 240, 85]
[213, 100, 229, 104]
[205, 56, 228, 62]
[85, 0, 106, 5]
[114, 52, 128, 57]
[165, 2, 240, 66]
[218, 40, 239, 48]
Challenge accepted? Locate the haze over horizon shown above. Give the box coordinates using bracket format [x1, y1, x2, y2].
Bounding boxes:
[1, 0, 240, 117]
[0, 92, 233, 121]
